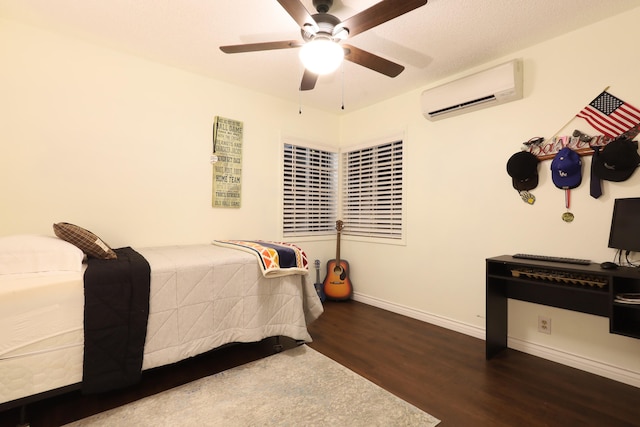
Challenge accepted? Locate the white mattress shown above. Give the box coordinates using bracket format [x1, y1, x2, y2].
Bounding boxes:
[0, 244, 323, 406]
[0, 270, 85, 404]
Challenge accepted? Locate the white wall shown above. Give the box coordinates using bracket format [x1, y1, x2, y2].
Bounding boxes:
[339, 8, 640, 384]
[0, 18, 338, 264]
[3, 7, 640, 386]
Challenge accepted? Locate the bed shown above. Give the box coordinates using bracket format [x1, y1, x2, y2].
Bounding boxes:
[0, 233, 323, 410]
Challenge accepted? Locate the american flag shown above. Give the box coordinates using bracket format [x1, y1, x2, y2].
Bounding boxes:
[576, 91, 640, 138]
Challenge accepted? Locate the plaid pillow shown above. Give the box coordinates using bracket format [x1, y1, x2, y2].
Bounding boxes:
[53, 222, 117, 260]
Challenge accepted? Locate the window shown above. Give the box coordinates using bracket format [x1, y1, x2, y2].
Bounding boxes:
[282, 142, 338, 237]
[341, 139, 404, 240]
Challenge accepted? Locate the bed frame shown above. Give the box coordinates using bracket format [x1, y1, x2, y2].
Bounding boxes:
[0, 244, 323, 414]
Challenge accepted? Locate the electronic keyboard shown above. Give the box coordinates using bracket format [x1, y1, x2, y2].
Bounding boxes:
[512, 253, 591, 265]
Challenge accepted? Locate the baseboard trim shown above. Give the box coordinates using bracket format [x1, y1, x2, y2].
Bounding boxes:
[507, 338, 640, 388]
[352, 292, 640, 388]
[352, 293, 485, 340]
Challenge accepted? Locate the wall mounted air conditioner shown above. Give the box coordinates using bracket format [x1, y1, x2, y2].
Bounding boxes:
[421, 59, 523, 121]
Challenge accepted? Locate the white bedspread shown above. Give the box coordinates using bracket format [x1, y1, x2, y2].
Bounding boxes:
[137, 245, 323, 369]
[0, 244, 323, 406]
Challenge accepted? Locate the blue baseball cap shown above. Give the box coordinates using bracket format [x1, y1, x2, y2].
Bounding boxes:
[551, 147, 582, 189]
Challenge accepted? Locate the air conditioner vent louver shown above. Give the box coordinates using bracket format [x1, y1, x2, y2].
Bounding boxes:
[428, 95, 497, 117]
[421, 59, 523, 121]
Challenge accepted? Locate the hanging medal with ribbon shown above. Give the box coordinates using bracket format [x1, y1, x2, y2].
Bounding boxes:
[562, 189, 574, 222]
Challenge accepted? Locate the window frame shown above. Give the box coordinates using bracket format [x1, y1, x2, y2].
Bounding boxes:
[340, 134, 406, 245]
[281, 138, 339, 240]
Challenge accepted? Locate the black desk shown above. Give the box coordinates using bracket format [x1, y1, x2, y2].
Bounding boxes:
[486, 255, 640, 359]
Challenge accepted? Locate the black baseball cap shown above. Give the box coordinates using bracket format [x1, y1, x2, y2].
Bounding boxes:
[507, 151, 539, 191]
[593, 137, 640, 182]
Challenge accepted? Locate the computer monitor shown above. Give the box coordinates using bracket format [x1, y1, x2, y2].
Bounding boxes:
[608, 197, 640, 253]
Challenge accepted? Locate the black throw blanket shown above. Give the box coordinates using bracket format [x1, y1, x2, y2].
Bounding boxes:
[82, 247, 150, 394]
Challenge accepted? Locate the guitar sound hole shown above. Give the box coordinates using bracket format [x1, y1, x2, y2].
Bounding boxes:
[333, 265, 343, 275]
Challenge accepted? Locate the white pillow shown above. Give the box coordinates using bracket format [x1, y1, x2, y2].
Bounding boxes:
[0, 234, 85, 274]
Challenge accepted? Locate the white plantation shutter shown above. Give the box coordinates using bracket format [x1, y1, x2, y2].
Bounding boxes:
[283, 143, 338, 236]
[341, 140, 404, 239]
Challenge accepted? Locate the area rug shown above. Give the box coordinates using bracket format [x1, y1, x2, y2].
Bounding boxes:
[65, 345, 440, 426]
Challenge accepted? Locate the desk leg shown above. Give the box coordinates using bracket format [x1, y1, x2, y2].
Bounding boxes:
[486, 278, 507, 359]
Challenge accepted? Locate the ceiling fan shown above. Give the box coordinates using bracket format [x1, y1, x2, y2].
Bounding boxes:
[220, 0, 428, 91]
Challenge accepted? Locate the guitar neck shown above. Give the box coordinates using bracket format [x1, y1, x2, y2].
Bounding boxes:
[335, 230, 341, 264]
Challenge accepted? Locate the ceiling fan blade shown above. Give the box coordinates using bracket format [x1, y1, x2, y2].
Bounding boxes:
[300, 69, 318, 91]
[336, 0, 428, 38]
[277, 0, 319, 33]
[220, 40, 302, 54]
[343, 44, 404, 77]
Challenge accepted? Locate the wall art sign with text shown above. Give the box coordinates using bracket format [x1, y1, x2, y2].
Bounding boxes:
[212, 116, 243, 208]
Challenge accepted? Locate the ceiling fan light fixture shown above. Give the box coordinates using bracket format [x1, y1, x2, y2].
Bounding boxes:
[299, 38, 344, 75]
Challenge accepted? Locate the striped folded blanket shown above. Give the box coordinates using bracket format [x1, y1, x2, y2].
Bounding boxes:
[212, 240, 309, 278]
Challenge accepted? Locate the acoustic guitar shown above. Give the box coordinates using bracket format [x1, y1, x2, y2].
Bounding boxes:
[323, 220, 353, 300]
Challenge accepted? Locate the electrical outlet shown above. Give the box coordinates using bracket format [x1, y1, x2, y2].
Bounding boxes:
[538, 316, 551, 334]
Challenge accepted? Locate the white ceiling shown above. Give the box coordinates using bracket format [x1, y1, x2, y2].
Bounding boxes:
[1, 0, 638, 113]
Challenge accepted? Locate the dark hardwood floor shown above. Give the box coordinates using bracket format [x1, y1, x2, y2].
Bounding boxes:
[2, 300, 639, 426]
[307, 301, 640, 426]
